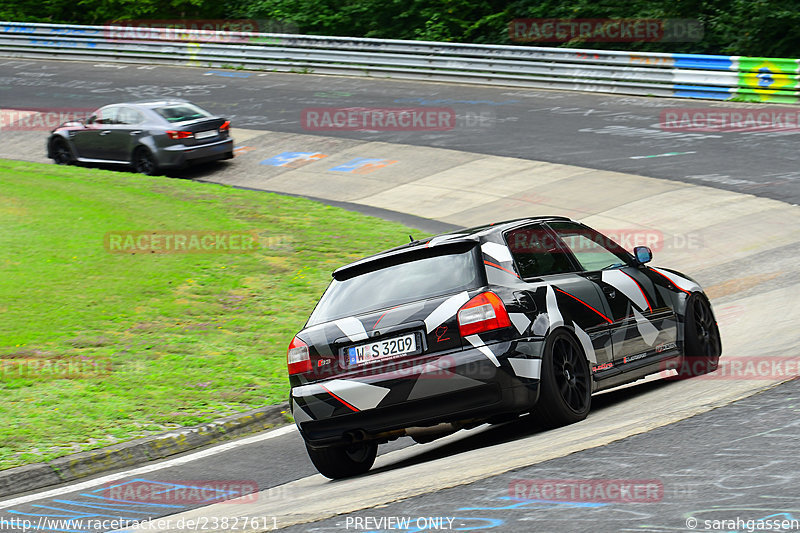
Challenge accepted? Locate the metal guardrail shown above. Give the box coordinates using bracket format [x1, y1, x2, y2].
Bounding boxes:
[1, 21, 799, 102]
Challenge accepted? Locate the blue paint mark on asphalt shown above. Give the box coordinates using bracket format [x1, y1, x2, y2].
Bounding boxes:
[261, 151, 326, 166]
[81, 493, 182, 508]
[460, 496, 607, 511]
[205, 70, 251, 78]
[96, 478, 241, 505]
[347, 497, 608, 533]
[3, 479, 243, 532]
[759, 513, 799, 521]
[417, 517, 504, 532]
[30, 504, 140, 520]
[329, 158, 387, 172]
[49, 500, 154, 513]
[357, 517, 504, 533]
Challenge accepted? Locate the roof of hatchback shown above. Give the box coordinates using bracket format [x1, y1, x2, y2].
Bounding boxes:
[332, 215, 573, 279]
[452, 216, 573, 236]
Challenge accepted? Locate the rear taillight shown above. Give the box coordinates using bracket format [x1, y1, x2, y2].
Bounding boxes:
[287, 337, 312, 375]
[166, 130, 193, 140]
[219, 121, 230, 131]
[458, 291, 511, 336]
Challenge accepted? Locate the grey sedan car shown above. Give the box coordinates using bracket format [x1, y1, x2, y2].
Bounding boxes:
[46, 100, 234, 174]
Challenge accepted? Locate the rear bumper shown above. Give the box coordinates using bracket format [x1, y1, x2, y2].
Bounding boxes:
[291, 341, 543, 446]
[156, 138, 233, 168]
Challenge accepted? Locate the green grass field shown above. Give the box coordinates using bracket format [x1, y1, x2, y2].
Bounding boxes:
[0, 159, 428, 470]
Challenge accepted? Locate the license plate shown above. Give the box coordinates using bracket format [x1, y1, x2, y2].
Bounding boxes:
[345, 333, 418, 366]
[194, 130, 217, 139]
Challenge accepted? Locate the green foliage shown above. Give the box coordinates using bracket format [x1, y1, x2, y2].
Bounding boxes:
[704, 0, 800, 56]
[2, 0, 799, 56]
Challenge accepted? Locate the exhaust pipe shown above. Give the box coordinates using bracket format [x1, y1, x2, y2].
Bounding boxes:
[345, 419, 483, 445]
[405, 422, 460, 444]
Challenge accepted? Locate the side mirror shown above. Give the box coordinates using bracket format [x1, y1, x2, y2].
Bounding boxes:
[634, 246, 652, 264]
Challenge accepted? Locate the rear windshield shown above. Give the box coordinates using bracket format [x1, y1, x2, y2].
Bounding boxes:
[307, 249, 481, 326]
[154, 103, 212, 123]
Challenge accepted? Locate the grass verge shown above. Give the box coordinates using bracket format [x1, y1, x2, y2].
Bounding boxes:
[0, 159, 429, 469]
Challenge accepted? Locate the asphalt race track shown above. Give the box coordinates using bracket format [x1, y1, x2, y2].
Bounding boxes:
[2, 59, 800, 204]
[296, 378, 800, 533]
[0, 58, 799, 533]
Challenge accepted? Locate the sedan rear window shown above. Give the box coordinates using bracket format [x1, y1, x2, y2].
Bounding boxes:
[307, 249, 481, 326]
[154, 103, 212, 123]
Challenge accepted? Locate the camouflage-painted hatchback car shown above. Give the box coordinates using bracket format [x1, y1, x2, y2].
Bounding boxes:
[287, 216, 721, 478]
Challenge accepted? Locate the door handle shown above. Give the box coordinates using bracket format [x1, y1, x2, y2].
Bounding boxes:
[130, 130, 142, 136]
[99, 130, 111, 136]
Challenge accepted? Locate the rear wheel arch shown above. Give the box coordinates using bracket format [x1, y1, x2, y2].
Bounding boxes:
[546, 324, 588, 361]
[535, 325, 592, 428]
[549, 324, 582, 344]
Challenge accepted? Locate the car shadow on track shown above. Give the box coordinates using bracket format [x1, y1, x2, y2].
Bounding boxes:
[166, 161, 231, 180]
[63, 160, 232, 179]
[369, 377, 677, 475]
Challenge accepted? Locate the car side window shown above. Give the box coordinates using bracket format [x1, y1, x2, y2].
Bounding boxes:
[116, 107, 144, 125]
[94, 107, 119, 125]
[504, 224, 576, 278]
[548, 222, 631, 272]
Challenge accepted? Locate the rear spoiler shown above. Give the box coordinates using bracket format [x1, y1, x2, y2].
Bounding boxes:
[332, 239, 478, 281]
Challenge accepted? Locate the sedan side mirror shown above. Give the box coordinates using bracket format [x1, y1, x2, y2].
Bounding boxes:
[634, 246, 652, 264]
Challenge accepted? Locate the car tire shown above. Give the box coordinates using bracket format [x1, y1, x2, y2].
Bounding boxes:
[131, 147, 159, 175]
[536, 329, 591, 428]
[677, 293, 721, 378]
[50, 138, 74, 165]
[305, 440, 377, 480]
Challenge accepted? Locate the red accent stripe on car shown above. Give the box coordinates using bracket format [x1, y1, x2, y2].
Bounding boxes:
[373, 304, 402, 330]
[554, 287, 614, 324]
[649, 267, 691, 294]
[484, 260, 520, 279]
[320, 385, 360, 412]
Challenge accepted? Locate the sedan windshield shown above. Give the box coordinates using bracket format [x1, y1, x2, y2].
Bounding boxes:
[154, 103, 212, 123]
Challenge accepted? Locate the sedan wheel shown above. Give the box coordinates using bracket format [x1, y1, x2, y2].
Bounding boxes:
[678, 294, 722, 377]
[51, 139, 73, 165]
[132, 147, 158, 175]
[536, 330, 591, 427]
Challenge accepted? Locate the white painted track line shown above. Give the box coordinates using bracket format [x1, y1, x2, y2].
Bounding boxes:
[0, 425, 296, 510]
